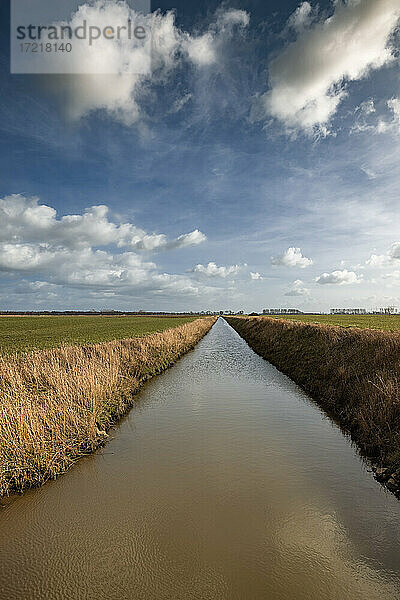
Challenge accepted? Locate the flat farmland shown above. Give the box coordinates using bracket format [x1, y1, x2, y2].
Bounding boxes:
[268, 314, 400, 331]
[0, 315, 197, 354]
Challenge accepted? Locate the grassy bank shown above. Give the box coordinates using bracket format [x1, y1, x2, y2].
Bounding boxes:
[268, 314, 400, 332]
[0, 317, 215, 497]
[226, 316, 400, 495]
[0, 315, 198, 354]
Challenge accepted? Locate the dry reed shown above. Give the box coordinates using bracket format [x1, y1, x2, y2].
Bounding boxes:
[0, 317, 215, 496]
[226, 316, 400, 494]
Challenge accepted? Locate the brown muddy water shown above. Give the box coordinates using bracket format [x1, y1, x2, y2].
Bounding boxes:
[1, 318, 400, 599]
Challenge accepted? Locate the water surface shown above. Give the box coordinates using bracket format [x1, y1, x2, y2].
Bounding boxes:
[1, 318, 400, 599]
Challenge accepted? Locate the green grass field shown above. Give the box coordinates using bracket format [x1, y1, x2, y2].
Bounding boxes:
[267, 314, 400, 332]
[0, 315, 197, 354]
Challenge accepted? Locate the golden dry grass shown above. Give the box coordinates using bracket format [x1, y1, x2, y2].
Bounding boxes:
[0, 317, 216, 496]
[227, 316, 400, 491]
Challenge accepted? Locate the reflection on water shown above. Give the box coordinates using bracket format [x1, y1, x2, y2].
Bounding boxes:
[1, 318, 400, 599]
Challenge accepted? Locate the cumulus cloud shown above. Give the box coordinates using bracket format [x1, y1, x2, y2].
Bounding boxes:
[44, 2, 249, 123]
[250, 271, 263, 280]
[191, 261, 241, 278]
[166, 230, 207, 250]
[284, 279, 310, 296]
[255, 0, 400, 135]
[183, 32, 216, 66]
[365, 242, 400, 267]
[0, 195, 205, 253]
[315, 270, 362, 285]
[271, 247, 313, 268]
[0, 194, 208, 298]
[365, 253, 391, 268]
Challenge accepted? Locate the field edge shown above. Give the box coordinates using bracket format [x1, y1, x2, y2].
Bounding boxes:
[0, 317, 216, 497]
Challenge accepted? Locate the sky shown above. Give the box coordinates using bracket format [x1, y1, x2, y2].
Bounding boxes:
[1, 0, 400, 312]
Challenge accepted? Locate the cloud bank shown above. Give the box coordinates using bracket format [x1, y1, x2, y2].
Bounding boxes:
[0, 194, 208, 299]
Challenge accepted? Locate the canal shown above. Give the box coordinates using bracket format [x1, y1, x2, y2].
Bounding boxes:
[1, 318, 400, 599]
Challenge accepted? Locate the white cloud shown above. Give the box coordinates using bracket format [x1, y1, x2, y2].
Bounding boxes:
[271, 247, 313, 268]
[352, 97, 400, 135]
[216, 8, 250, 29]
[365, 241, 400, 268]
[387, 98, 400, 131]
[365, 253, 390, 268]
[0, 243, 61, 272]
[44, 2, 249, 124]
[184, 33, 216, 66]
[0, 194, 208, 299]
[169, 93, 192, 113]
[390, 242, 400, 260]
[0, 195, 205, 253]
[250, 271, 263, 280]
[288, 2, 314, 32]
[285, 279, 310, 296]
[255, 0, 400, 135]
[167, 230, 207, 250]
[191, 261, 241, 278]
[315, 270, 362, 285]
[356, 99, 376, 116]
[360, 165, 377, 180]
[383, 270, 400, 280]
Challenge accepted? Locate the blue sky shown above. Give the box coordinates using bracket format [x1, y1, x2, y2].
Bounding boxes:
[1, 0, 400, 312]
